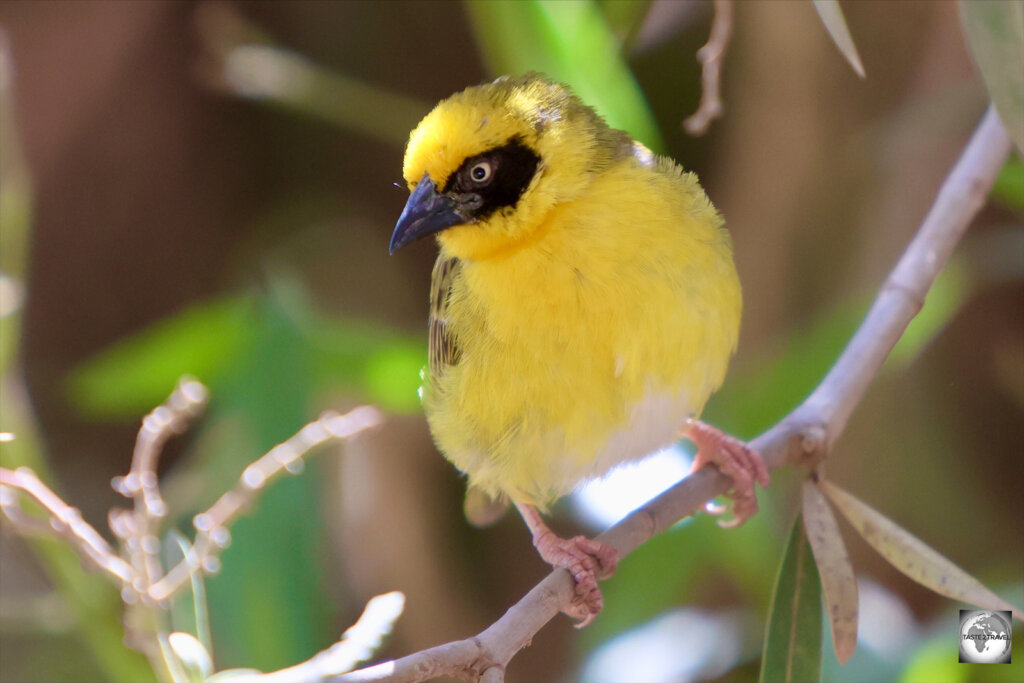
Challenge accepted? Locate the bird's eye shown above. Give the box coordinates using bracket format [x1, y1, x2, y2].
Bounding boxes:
[469, 161, 493, 184]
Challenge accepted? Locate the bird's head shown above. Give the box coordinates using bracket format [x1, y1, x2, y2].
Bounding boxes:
[389, 74, 629, 261]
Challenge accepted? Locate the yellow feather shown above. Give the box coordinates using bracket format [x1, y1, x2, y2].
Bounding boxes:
[396, 74, 741, 510]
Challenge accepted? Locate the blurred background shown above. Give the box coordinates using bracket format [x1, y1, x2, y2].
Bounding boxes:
[0, 1, 1021, 681]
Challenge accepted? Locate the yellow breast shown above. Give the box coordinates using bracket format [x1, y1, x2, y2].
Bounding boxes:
[423, 157, 741, 507]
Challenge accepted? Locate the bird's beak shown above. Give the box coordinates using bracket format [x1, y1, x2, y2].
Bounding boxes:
[389, 174, 465, 254]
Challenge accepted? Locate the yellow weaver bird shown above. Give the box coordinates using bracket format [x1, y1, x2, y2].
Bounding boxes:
[390, 74, 768, 625]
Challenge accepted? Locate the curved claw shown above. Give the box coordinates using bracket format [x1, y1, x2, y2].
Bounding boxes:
[684, 419, 769, 528]
[515, 504, 619, 627]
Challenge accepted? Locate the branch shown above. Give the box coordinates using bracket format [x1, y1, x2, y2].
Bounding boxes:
[1, 380, 383, 608]
[0, 466, 134, 584]
[112, 378, 209, 598]
[683, 0, 733, 136]
[147, 404, 383, 602]
[335, 107, 1011, 682]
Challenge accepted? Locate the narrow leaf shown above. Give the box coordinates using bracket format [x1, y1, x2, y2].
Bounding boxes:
[464, 0, 664, 150]
[821, 481, 1024, 621]
[959, 0, 1024, 155]
[67, 296, 254, 416]
[760, 512, 823, 683]
[802, 481, 859, 664]
[166, 530, 212, 657]
[812, 0, 866, 78]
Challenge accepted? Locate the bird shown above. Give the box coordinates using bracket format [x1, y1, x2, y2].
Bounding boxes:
[389, 74, 768, 626]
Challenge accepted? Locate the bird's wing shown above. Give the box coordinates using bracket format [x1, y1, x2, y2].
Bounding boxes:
[429, 256, 509, 525]
[428, 254, 462, 377]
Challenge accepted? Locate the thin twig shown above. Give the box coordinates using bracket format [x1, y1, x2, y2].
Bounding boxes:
[335, 107, 1011, 682]
[0, 467, 134, 584]
[113, 378, 209, 599]
[148, 405, 382, 602]
[1, 379, 383, 613]
[683, 0, 733, 135]
[255, 592, 405, 682]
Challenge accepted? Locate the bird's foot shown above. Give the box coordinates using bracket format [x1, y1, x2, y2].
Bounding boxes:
[534, 531, 619, 628]
[683, 418, 770, 528]
[515, 503, 618, 628]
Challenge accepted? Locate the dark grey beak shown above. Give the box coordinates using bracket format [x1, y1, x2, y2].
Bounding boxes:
[389, 175, 465, 254]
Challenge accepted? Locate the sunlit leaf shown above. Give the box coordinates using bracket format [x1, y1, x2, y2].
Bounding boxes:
[959, 0, 1024, 154]
[68, 297, 255, 417]
[760, 512, 823, 683]
[812, 0, 866, 78]
[802, 481, 858, 664]
[68, 291, 426, 417]
[167, 632, 214, 683]
[465, 0, 664, 150]
[309, 316, 424, 415]
[820, 481, 1024, 622]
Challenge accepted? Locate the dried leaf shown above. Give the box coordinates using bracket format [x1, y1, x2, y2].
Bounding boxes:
[802, 482, 858, 664]
[812, 0, 866, 78]
[821, 481, 1024, 622]
[760, 512, 823, 683]
[958, 0, 1024, 155]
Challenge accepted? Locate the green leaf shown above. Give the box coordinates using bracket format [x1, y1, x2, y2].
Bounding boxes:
[821, 481, 1024, 621]
[959, 0, 1024, 155]
[464, 0, 664, 151]
[305, 315, 425, 415]
[201, 293, 333, 671]
[67, 297, 255, 417]
[812, 0, 866, 78]
[68, 290, 426, 418]
[760, 512, 823, 683]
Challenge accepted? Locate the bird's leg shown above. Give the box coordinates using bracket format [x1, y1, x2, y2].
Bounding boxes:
[683, 418, 770, 528]
[513, 502, 619, 628]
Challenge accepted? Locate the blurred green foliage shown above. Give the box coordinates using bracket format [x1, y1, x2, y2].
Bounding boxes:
[67, 282, 423, 672]
[465, 0, 664, 150]
[69, 286, 425, 419]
